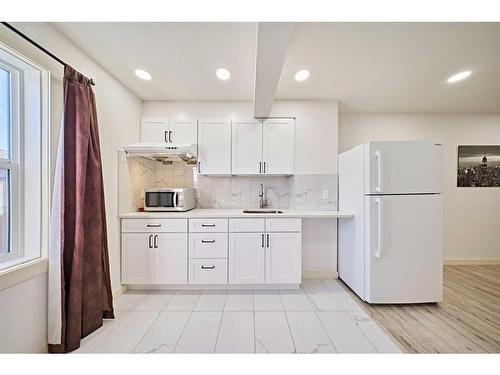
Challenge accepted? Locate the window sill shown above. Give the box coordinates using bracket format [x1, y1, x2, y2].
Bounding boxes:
[0, 257, 48, 291]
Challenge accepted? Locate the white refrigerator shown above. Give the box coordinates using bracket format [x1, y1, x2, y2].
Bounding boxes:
[338, 141, 443, 304]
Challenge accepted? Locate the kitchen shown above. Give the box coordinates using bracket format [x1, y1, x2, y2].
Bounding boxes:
[0, 7, 499, 372]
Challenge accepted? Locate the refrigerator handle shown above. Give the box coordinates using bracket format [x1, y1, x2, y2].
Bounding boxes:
[375, 150, 383, 192]
[375, 198, 383, 259]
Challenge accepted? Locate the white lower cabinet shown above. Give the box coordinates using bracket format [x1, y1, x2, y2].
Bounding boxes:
[122, 233, 155, 284]
[228, 219, 302, 285]
[265, 232, 301, 284]
[122, 219, 188, 285]
[228, 232, 265, 284]
[155, 233, 188, 284]
[121, 233, 188, 284]
[188, 258, 228, 284]
[122, 217, 301, 287]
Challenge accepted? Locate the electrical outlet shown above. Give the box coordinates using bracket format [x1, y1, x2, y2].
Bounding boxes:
[322, 190, 329, 200]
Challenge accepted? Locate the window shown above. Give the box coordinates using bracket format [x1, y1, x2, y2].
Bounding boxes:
[0, 64, 17, 263]
[1, 69, 9, 256]
[0, 43, 49, 272]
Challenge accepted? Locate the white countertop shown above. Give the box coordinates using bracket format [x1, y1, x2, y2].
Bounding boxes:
[119, 208, 353, 219]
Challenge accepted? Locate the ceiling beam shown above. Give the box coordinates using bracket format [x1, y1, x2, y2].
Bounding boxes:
[253, 22, 294, 118]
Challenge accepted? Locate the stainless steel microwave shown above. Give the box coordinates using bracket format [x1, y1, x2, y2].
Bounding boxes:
[143, 188, 196, 212]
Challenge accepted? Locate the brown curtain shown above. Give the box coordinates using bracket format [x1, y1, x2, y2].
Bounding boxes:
[48, 66, 114, 353]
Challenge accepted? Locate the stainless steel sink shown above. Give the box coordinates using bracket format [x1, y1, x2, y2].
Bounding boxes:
[243, 209, 283, 214]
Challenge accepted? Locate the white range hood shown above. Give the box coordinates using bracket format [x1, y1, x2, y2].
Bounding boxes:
[123, 142, 198, 164]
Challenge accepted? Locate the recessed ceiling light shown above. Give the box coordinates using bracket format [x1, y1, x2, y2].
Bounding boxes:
[216, 68, 231, 81]
[294, 69, 310, 82]
[447, 70, 471, 83]
[134, 69, 152, 81]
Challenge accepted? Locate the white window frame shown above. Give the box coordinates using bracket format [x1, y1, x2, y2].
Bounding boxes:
[0, 60, 22, 264]
[0, 42, 50, 274]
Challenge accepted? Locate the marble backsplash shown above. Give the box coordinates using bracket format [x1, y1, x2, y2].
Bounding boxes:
[121, 155, 337, 212]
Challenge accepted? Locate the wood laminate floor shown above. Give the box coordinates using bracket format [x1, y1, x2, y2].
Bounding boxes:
[347, 265, 500, 353]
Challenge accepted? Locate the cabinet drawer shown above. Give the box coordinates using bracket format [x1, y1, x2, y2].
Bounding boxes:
[188, 259, 228, 284]
[265, 218, 301, 232]
[122, 219, 187, 233]
[189, 233, 228, 259]
[189, 218, 228, 233]
[229, 218, 265, 232]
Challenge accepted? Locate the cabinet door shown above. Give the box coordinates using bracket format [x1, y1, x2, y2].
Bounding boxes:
[141, 118, 170, 143]
[198, 119, 232, 175]
[231, 120, 262, 175]
[265, 232, 301, 284]
[228, 233, 265, 284]
[155, 233, 188, 284]
[170, 119, 198, 146]
[262, 119, 295, 175]
[122, 233, 155, 284]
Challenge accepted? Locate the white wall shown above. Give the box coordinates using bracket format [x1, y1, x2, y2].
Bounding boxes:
[0, 23, 142, 352]
[0, 273, 48, 353]
[142, 100, 340, 275]
[339, 112, 500, 261]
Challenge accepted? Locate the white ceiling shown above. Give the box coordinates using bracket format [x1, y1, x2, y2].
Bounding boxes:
[53, 22, 257, 101]
[53, 22, 500, 112]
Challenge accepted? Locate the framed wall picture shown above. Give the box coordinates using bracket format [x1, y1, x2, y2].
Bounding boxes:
[457, 145, 500, 187]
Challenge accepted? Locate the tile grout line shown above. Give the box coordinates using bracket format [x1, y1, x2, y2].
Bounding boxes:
[89, 291, 151, 353]
[130, 311, 162, 353]
[213, 291, 228, 353]
[279, 292, 298, 354]
[172, 291, 201, 353]
[83, 310, 131, 353]
[252, 289, 256, 353]
[319, 279, 379, 353]
[303, 282, 339, 353]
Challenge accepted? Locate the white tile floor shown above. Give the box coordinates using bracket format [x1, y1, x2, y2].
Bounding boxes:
[73, 279, 401, 354]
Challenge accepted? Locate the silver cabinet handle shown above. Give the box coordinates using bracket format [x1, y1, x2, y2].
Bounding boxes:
[201, 224, 216, 227]
[201, 265, 216, 270]
[148, 235, 153, 248]
[147, 224, 161, 228]
[201, 239, 216, 244]
[259, 161, 262, 173]
[266, 234, 270, 248]
[169, 130, 172, 142]
[261, 233, 264, 248]
[154, 235, 159, 248]
[164, 131, 168, 143]
[263, 161, 266, 173]
[198, 161, 202, 173]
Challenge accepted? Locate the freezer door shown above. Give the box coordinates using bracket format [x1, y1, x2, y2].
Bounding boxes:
[365, 141, 442, 194]
[365, 194, 443, 303]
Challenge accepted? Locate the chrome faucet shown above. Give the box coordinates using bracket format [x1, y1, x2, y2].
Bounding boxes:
[259, 183, 268, 208]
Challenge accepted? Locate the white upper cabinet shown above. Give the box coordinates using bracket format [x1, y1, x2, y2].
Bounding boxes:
[263, 119, 295, 175]
[231, 118, 295, 175]
[169, 119, 198, 145]
[231, 120, 263, 175]
[140, 118, 197, 146]
[198, 119, 232, 175]
[141, 118, 170, 143]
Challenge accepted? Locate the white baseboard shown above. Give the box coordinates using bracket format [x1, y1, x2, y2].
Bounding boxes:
[444, 258, 500, 265]
[113, 285, 127, 302]
[34, 341, 48, 353]
[302, 270, 338, 279]
[128, 284, 300, 291]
